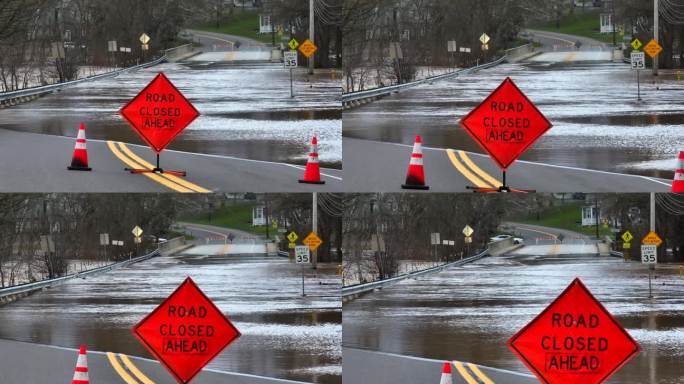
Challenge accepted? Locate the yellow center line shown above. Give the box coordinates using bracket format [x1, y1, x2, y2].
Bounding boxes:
[453, 361, 479, 384]
[565, 52, 577, 62]
[116, 142, 211, 193]
[457, 151, 503, 188]
[221, 243, 231, 254]
[446, 149, 491, 189]
[119, 353, 156, 384]
[106, 352, 141, 384]
[107, 141, 193, 193]
[550, 243, 561, 256]
[468, 363, 495, 384]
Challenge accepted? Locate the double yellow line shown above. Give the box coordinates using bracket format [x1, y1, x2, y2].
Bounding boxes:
[453, 361, 495, 384]
[446, 149, 502, 189]
[107, 352, 156, 384]
[107, 141, 211, 193]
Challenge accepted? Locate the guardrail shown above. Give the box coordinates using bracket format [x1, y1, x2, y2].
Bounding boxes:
[342, 250, 489, 298]
[158, 236, 188, 255]
[0, 44, 193, 105]
[341, 56, 506, 108]
[0, 249, 160, 300]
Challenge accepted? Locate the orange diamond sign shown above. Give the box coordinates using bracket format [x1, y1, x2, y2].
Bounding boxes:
[641, 231, 662, 247]
[643, 39, 663, 59]
[120, 72, 200, 154]
[298, 39, 318, 58]
[302, 232, 323, 251]
[132, 277, 241, 383]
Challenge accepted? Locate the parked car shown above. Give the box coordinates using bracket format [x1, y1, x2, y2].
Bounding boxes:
[489, 235, 512, 242]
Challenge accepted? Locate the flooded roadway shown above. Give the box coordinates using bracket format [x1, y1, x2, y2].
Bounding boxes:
[344, 61, 684, 178]
[0, 253, 342, 384]
[0, 62, 341, 167]
[343, 254, 684, 384]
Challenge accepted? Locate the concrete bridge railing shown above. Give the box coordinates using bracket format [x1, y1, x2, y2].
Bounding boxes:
[342, 249, 489, 301]
[504, 43, 540, 63]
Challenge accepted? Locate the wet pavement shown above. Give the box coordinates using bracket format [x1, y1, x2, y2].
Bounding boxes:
[344, 61, 684, 179]
[343, 254, 684, 384]
[0, 62, 341, 168]
[0, 253, 342, 384]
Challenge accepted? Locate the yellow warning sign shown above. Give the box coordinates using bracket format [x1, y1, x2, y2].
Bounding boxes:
[303, 232, 323, 251]
[621, 231, 633, 243]
[630, 38, 642, 51]
[643, 39, 663, 59]
[642, 231, 663, 247]
[298, 39, 318, 58]
[287, 231, 299, 243]
[288, 38, 299, 51]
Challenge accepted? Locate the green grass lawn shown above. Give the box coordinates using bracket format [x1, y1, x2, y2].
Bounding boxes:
[520, 202, 613, 238]
[182, 203, 272, 238]
[193, 10, 275, 44]
[531, 9, 621, 45]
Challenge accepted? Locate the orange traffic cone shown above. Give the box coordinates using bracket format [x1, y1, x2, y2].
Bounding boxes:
[439, 361, 452, 384]
[299, 136, 325, 185]
[68, 123, 92, 171]
[71, 345, 89, 384]
[673, 151, 684, 193]
[402, 135, 429, 190]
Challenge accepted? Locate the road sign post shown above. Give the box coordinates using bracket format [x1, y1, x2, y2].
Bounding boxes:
[120, 73, 200, 177]
[630, 51, 645, 101]
[641, 230, 662, 299]
[295, 245, 311, 296]
[284, 50, 298, 98]
[132, 277, 241, 384]
[508, 278, 640, 384]
[460, 77, 552, 193]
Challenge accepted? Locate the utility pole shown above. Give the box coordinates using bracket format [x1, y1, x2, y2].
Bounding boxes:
[650, 192, 656, 233]
[308, 0, 315, 75]
[611, 0, 617, 48]
[654, 0, 659, 76]
[312, 192, 318, 270]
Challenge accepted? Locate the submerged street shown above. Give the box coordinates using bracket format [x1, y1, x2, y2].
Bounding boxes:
[343, 225, 684, 384]
[0, 233, 342, 384]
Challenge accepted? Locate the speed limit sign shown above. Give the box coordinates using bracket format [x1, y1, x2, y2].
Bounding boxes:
[284, 51, 298, 68]
[641, 244, 657, 264]
[295, 246, 310, 264]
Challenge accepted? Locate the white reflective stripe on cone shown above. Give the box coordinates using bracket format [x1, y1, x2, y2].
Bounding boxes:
[73, 371, 89, 381]
[412, 143, 423, 155]
[77, 130, 86, 140]
[75, 142, 87, 150]
[409, 155, 424, 166]
[76, 354, 88, 368]
[675, 170, 684, 181]
[308, 153, 320, 163]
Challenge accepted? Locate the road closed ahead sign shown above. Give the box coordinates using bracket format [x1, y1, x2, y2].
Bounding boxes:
[460, 77, 552, 170]
[120, 72, 200, 154]
[132, 277, 241, 383]
[508, 278, 639, 384]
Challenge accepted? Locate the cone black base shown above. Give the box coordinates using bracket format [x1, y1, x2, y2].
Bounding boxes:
[68, 166, 92, 171]
[402, 184, 430, 190]
[299, 180, 326, 185]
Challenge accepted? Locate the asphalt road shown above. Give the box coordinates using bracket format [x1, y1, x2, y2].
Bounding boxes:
[0, 128, 342, 192]
[343, 348, 536, 384]
[0, 339, 308, 384]
[341, 138, 670, 192]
